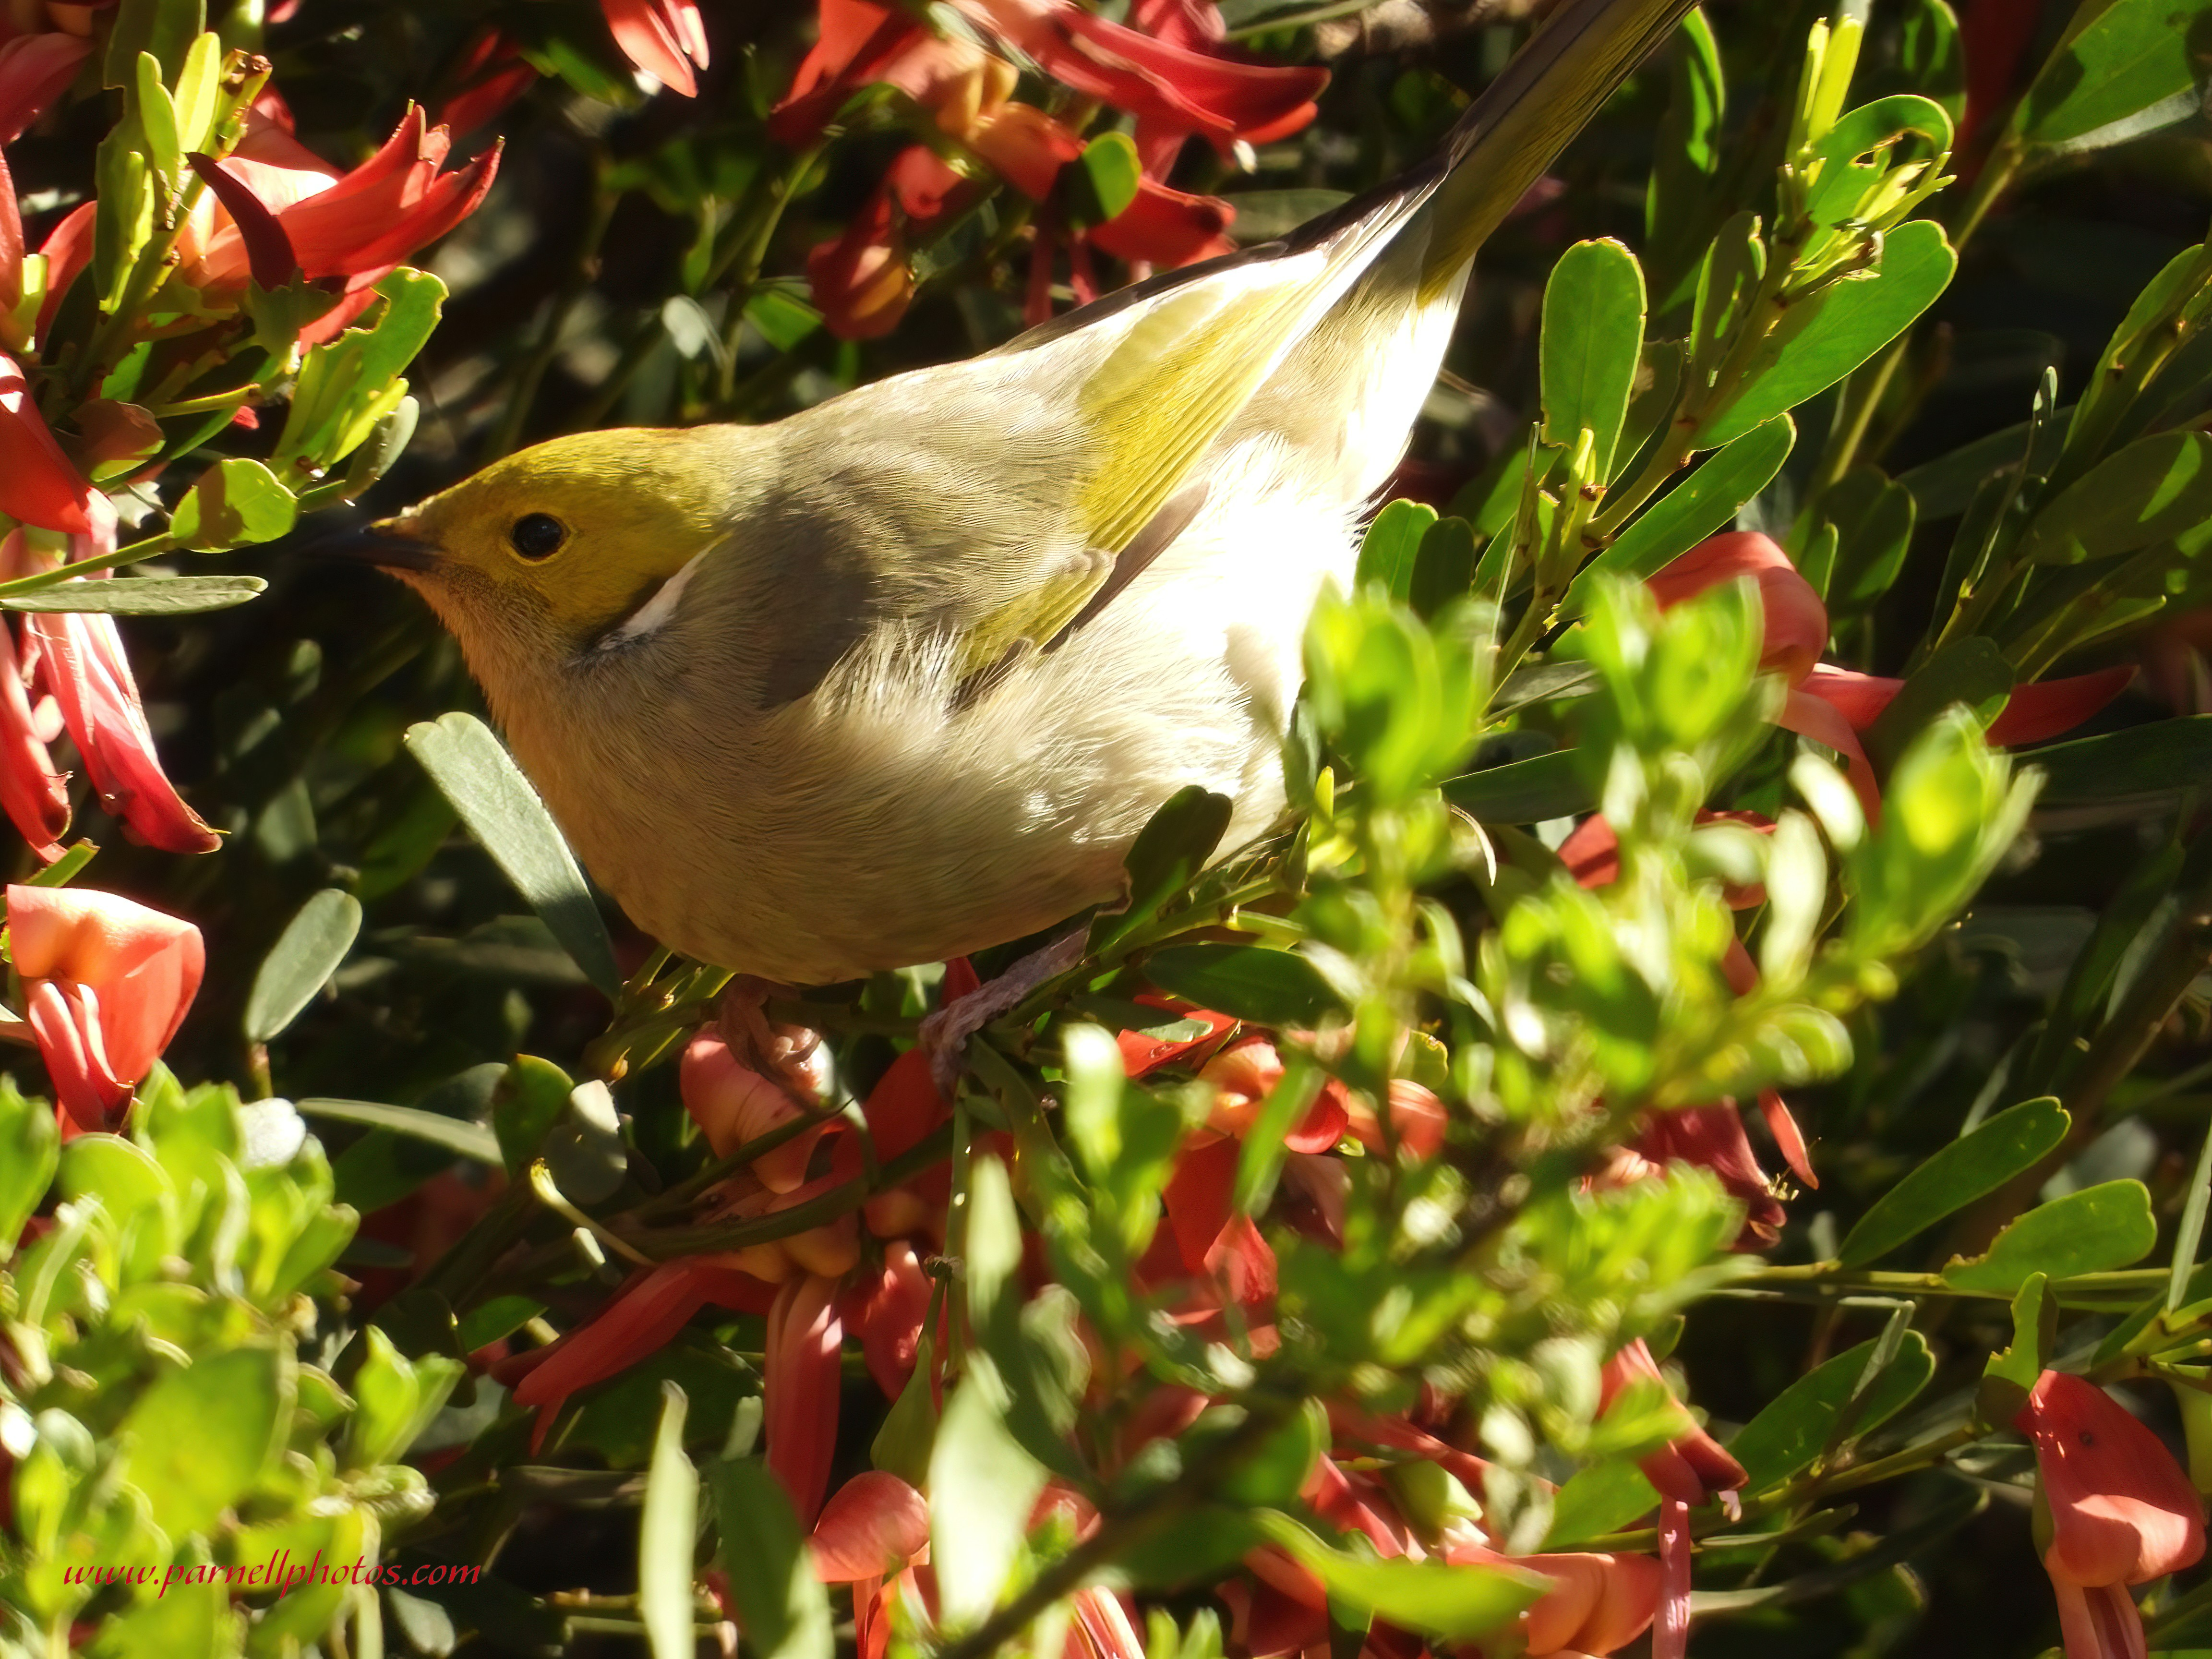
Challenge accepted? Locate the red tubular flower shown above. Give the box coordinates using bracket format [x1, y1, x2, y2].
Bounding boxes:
[1441, 1547, 1660, 1658]
[180, 108, 499, 297]
[1086, 175, 1234, 266]
[1601, 1336, 1747, 1509]
[839, 1238, 935, 1398]
[1637, 1105, 1788, 1246]
[0, 352, 92, 534]
[805, 182, 917, 341]
[5, 501, 221, 854]
[601, 0, 710, 97]
[680, 1029, 830, 1193]
[507, 1257, 779, 1450]
[958, 0, 1325, 162]
[810, 1472, 930, 1581]
[2017, 1370, 2206, 1659]
[33, 201, 91, 341]
[0, 31, 90, 145]
[8, 883, 203, 1135]
[438, 30, 540, 138]
[1648, 532, 2132, 819]
[0, 609, 67, 861]
[767, 1273, 846, 1525]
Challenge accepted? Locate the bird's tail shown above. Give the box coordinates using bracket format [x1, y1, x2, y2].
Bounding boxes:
[1420, 0, 1702, 291]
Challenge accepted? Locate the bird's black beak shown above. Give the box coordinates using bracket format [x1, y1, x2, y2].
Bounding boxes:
[306, 519, 442, 571]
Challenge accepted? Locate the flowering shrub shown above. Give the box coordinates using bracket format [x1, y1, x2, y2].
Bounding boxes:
[7, 2, 2212, 1659]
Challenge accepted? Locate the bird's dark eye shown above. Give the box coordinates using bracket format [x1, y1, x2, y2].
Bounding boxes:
[509, 513, 566, 560]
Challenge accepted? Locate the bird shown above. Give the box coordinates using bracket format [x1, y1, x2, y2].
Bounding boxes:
[333, 0, 1695, 991]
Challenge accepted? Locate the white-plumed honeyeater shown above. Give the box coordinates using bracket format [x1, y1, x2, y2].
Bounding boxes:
[338, 0, 1695, 986]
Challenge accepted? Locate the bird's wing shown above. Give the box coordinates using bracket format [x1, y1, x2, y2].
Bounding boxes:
[776, 0, 1699, 690]
[937, 192, 1442, 680]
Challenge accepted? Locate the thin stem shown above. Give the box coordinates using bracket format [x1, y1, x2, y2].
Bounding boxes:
[1807, 334, 1908, 500]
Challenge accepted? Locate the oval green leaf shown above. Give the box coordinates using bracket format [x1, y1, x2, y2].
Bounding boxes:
[1541, 238, 1648, 481]
[1941, 1178, 2158, 1294]
[2018, 0, 2212, 149]
[2018, 430, 2212, 565]
[1727, 1332, 1937, 1491]
[1357, 498, 1438, 603]
[1838, 1097, 2069, 1266]
[1695, 221, 1955, 448]
[296, 1097, 502, 1164]
[405, 711, 621, 997]
[0, 575, 269, 614]
[710, 1455, 834, 1659]
[1442, 750, 1594, 825]
[2028, 716, 2212, 806]
[118, 1343, 291, 1538]
[640, 1382, 702, 1659]
[1254, 1511, 1546, 1639]
[1142, 943, 1343, 1025]
[169, 457, 298, 552]
[243, 889, 363, 1045]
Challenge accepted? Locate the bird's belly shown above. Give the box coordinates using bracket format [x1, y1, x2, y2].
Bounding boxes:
[529, 480, 1357, 985]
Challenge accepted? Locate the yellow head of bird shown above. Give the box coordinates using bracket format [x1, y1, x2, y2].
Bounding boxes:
[362, 426, 746, 669]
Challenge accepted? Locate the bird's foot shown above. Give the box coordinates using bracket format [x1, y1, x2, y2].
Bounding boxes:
[917, 929, 1089, 1100]
[717, 974, 823, 1106]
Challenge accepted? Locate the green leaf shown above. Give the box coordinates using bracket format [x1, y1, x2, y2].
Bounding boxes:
[1942, 1179, 2159, 1293]
[1142, 944, 1343, 1025]
[347, 1325, 462, 1468]
[1817, 466, 1917, 613]
[2173, 1118, 2212, 1312]
[1980, 1273, 2057, 1423]
[295, 1097, 501, 1164]
[1540, 239, 1648, 481]
[1696, 221, 1956, 448]
[103, 0, 203, 84]
[1076, 131, 1144, 223]
[2017, 431, 2212, 565]
[1253, 1513, 1545, 1640]
[1410, 516, 1480, 618]
[1563, 415, 1795, 612]
[709, 1456, 833, 1659]
[493, 1054, 576, 1177]
[0, 575, 268, 615]
[1094, 786, 1232, 954]
[1356, 500, 1438, 604]
[132, 52, 181, 183]
[1891, 0, 1966, 126]
[168, 458, 298, 551]
[1543, 1458, 1662, 1549]
[1801, 96, 1954, 229]
[641, 1382, 701, 1659]
[1726, 1333, 1938, 1490]
[243, 889, 363, 1044]
[746, 288, 823, 352]
[1862, 636, 2013, 773]
[2028, 718, 2212, 805]
[2017, 0, 2212, 148]
[1837, 1097, 2070, 1266]
[405, 712, 621, 997]
[1441, 751, 1594, 824]
[1644, 7, 1724, 301]
[23, 841, 96, 889]
[118, 1342, 290, 1538]
[929, 1370, 1048, 1627]
[0, 1079, 58, 1261]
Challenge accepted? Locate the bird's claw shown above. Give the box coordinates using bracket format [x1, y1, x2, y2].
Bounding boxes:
[917, 928, 1088, 1100]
